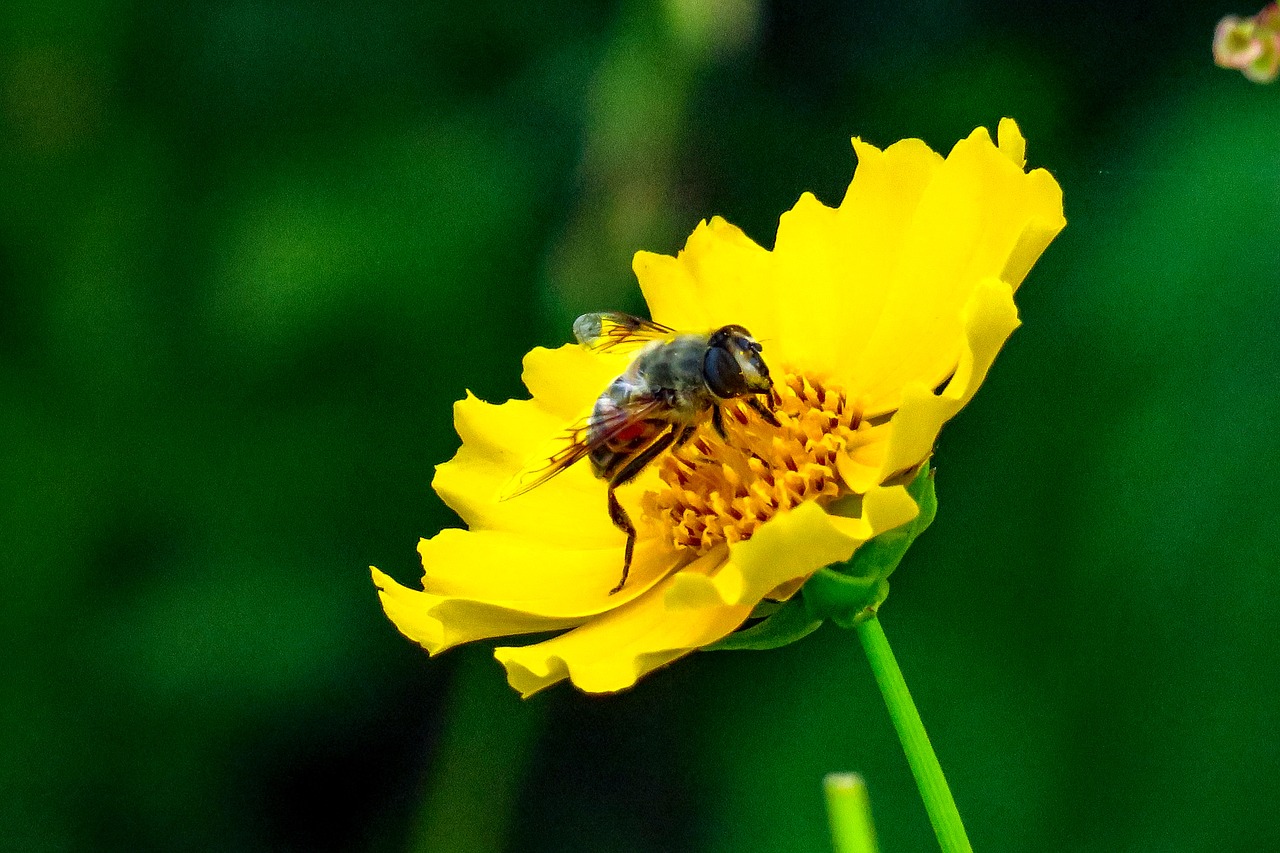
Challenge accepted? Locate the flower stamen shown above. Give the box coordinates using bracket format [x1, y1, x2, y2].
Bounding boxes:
[642, 374, 864, 556]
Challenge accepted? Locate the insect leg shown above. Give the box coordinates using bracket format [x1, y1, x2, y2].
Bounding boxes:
[604, 425, 686, 595]
[746, 395, 781, 427]
[612, 426, 681, 488]
[605, 488, 638, 596]
[711, 405, 727, 440]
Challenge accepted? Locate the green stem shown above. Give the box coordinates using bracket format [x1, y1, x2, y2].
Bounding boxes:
[824, 772, 879, 853]
[855, 614, 973, 853]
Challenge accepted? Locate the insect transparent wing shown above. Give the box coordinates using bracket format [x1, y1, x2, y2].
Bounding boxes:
[499, 396, 668, 500]
[572, 312, 675, 352]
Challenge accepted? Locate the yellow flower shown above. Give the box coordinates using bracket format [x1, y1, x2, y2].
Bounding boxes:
[373, 118, 1065, 697]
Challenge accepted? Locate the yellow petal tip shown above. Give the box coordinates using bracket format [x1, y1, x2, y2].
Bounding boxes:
[997, 117, 1027, 167]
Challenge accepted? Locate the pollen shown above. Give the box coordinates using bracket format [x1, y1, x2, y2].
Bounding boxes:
[641, 374, 867, 556]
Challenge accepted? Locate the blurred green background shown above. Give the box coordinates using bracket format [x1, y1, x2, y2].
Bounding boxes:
[5, 0, 1279, 850]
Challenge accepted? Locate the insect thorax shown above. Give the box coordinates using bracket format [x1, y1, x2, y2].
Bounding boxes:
[629, 334, 713, 414]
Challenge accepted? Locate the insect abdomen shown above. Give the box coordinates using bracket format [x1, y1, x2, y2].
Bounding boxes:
[587, 380, 662, 479]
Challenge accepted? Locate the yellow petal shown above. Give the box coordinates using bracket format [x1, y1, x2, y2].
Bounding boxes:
[494, 551, 752, 696]
[997, 117, 1026, 167]
[1000, 166, 1066, 291]
[373, 531, 681, 654]
[373, 566, 579, 654]
[433, 393, 619, 547]
[838, 121, 1062, 408]
[520, 344, 629, 422]
[423, 531, 674, 615]
[432, 343, 643, 548]
[667, 484, 920, 608]
[633, 217, 778, 342]
[876, 277, 1021, 478]
[772, 138, 944, 379]
[418, 530, 674, 604]
[828, 482, 923, 539]
[835, 422, 892, 494]
[769, 192, 851, 377]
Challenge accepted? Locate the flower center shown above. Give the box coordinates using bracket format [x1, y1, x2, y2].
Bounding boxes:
[642, 374, 865, 556]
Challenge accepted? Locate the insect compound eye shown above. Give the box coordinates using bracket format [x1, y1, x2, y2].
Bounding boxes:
[703, 343, 746, 398]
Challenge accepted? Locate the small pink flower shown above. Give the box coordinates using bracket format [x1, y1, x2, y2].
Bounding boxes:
[1214, 4, 1280, 83]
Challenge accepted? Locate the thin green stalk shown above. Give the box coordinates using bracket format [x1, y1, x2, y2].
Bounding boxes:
[824, 772, 879, 853]
[855, 614, 973, 853]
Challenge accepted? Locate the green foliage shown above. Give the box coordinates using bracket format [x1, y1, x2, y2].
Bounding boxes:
[6, 1, 1280, 852]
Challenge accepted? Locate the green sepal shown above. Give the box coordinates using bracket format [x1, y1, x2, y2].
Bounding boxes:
[801, 465, 937, 628]
[703, 596, 824, 651]
[747, 599, 783, 619]
[801, 572, 890, 629]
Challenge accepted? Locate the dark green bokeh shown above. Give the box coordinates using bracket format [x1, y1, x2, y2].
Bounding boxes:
[5, 1, 1278, 851]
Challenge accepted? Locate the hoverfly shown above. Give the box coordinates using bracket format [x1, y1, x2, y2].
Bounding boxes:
[503, 312, 780, 594]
